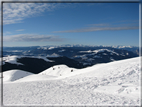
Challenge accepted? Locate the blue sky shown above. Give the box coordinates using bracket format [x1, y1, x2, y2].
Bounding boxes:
[3, 3, 139, 47]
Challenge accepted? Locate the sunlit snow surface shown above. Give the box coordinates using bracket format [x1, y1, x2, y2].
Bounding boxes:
[3, 57, 141, 106]
[2, 70, 33, 82]
[1, 55, 53, 66]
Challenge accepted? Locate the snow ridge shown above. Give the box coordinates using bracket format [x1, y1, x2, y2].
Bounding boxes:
[1, 55, 53, 65]
[40, 65, 77, 77]
[80, 49, 119, 55]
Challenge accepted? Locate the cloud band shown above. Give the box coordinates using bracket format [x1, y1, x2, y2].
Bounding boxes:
[4, 34, 64, 42]
[54, 26, 139, 33]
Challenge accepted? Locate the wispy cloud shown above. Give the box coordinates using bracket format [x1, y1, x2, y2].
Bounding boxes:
[3, 31, 12, 35]
[87, 23, 110, 27]
[3, 3, 58, 25]
[4, 34, 64, 42]
[54, 23, 139, 33]
[2, 2, 92, 25]
[16, 29, 25, 31]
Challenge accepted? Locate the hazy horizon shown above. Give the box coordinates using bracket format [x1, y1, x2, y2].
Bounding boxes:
[2, 44, 140, 48]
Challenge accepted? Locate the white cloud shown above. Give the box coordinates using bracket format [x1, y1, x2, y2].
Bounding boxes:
[1, 1, 88, 25]
[4, 34, 64, 42]
[16, 29, 25, 31]
[3, 3, 58, 25]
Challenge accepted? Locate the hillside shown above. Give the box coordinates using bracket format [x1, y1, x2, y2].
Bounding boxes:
[3, 57, 141, 106]
[3, 46, 139, 67]
[2, 55, 84, 73]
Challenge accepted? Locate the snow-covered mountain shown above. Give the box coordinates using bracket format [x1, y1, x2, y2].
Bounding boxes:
[2, 57, 141, 106]
[1, 70, 33, 82]
[2, 47, 138, 73]
[2, 45, 139, 69]
[74, 48, 138, 66]
[22, 46, 138, 66]
[3, 45, 139, 56]
[1, 55, 84, 73]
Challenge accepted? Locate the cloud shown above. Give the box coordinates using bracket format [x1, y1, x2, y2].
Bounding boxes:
[3, 3, 58, 25]
[16, 29, 25, 31]
[4, 34, 64, 42]
[1, 2, 106, 25]
[87, 23, 110, 27]
[53, 23, 139, 33]
[2, 2, 92, 25]
[3, 31, 12, 35]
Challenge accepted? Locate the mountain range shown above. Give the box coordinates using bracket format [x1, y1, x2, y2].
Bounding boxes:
[1, 45, 139, 74]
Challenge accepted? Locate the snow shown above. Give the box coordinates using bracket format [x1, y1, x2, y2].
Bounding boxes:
[74, 55, 81, 58]
[36, 56, 53, 62]
[2, 57, 141, 106]
[39, 65, 77, 77]
[48, 47, 55, 50]
[80, 49, 119, 56]
[2, 55, 24, 65]
[118, 46, 132, 48]
[74, 55, 88, 59]
[10, 65, 77, 83]
[79, 50, 92, 53]
[110, 57, 115, 61]
[58, 49, 65, 52]
[1, 55, 53, 66]
[1, 70, 33, 82]
[93, 49, 119, 55]
[38, 47, 48, 50]
[14, 74, 57, 82]
[103, 53, 107, 55]
[87, 58, 94, 62]
[43, 47, 47, 50]
[46, 53, 60, 57]
[93, 55, 102, 58]
[5, 50, 23, 52]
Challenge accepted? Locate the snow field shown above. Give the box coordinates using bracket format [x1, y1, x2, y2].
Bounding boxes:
[3, 80, 140, 106]
[2, 57, 142, 106]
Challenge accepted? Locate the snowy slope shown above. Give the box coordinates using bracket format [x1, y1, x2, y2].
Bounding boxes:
[2, 55, 24, 65]
[9, 65, 77, 82]
[1, 70, 34, 82]
[80, 49, 119, 55]
[60, 57, 141, 99]
[39, 65, 77, 76]
[1, 55, 53, 66]
[3, 57, 141, 106]
[13, 74, 57, 82]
